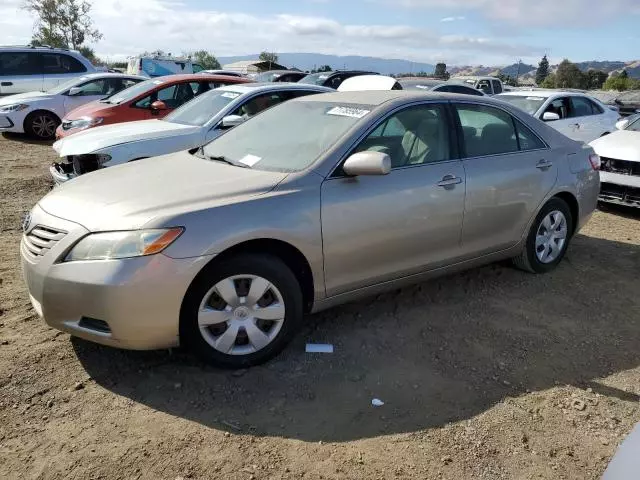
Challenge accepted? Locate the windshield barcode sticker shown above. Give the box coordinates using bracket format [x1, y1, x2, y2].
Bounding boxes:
[327, 106, 370, 119]
[239, 154, 262, 166]
[221, 92, 241, 99]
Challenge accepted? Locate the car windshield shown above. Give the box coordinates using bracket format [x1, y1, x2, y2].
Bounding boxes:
[627, 115, 640, 132]
[202, 100, 372, 172]
[299, 73, 330, 85]
[46, 76, 93, 95]
[103, 78, 162, 104]
[254, 72, 281, 82]
[164, 89, 242, 126]
[498, 95, 547, 115]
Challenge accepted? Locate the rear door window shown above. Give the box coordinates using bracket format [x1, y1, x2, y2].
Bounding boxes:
[134, 84, 177, 108]
[232, 92, 288, 119]
[42, 54, 86, 74]
[455, 104, 518, 157]
[0, 52, 40, 75]
[569, 96, 597, 117]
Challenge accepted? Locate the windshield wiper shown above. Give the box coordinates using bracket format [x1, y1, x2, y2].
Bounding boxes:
[207, 154, 249, 168]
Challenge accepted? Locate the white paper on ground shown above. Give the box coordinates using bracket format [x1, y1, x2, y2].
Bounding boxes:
[305, 343, 334, 353]
[371, 398, 384, 407]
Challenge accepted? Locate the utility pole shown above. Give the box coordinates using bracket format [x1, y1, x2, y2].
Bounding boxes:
[515, 59, 522, 87]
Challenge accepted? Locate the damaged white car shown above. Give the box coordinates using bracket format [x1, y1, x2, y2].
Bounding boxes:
[589, 114, 640, 207]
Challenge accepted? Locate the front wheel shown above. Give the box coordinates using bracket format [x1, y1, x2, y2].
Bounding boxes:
[180, 254, 303, 368]
[513, 198, 573, 273]
[24, 111, 60, 140]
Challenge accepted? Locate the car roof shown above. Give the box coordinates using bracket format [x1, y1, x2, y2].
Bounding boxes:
[259, 70, 303, 75]
[218, 82, 332, 94]
[152, 73, 252, 83]
[298, 90, 505, 107]
[72, 72, 146, 81]
[498, 89, 596, 98]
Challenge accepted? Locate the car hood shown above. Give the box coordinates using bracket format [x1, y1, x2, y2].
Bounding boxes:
[0, 91, 52, 105]
[62, 100, 112, 120]
[53, 120, 201, 156]
[590, 130, 640, 162]
[38, 151, 288, 231]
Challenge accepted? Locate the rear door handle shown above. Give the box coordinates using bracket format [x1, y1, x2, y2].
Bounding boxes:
[536, 160, 553, 170]
[1, 82, 12, 86]
[437, 175, 463, 187]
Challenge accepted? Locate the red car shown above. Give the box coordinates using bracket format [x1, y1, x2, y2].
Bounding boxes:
[55, 74, 251, 138]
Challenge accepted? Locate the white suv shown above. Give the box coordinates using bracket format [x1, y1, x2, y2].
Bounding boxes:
[0, 45, 102, 96]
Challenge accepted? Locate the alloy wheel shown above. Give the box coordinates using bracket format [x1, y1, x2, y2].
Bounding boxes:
[31, 114, 58, 139]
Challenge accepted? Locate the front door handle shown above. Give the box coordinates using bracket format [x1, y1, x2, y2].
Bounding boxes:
[437, 175, 463, 187]
[536, 159, 553, 170]
[1, 82, 12, 86]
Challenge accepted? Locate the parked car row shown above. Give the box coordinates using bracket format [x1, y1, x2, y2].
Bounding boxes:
[18, 82, 602, 367]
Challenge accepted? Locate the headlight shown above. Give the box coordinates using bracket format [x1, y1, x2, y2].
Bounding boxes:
[67, 116, 104, 130]
[65, 228, 184, 262]
[0, 104, 29, 113]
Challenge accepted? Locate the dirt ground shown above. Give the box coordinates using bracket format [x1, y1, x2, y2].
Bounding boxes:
[0, 133, 639, 480]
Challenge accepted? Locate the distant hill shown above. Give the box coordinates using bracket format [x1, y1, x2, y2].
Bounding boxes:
[218, 53, 639, 80]
[218, 53, 434, 75]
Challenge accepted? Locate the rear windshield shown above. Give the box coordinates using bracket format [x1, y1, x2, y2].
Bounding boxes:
[164, 89, 241, 126]
[104, 78, 164, 104]
[202, 100, 372, 172]
[497, 95, 546, 115]
[299, 73, 330, 85]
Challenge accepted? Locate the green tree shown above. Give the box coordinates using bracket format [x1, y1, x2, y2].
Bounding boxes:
[603, 73, 635, 91]
[434, 62, 449, 80]
[619, 69, 629, 79]
[318, 65, 332, 72]
[541, 73, 556, 88]
[23, 0, 102, 50]
[189, 50, 221, 70]
[587, 70, 609, 90]
[77, 45, 101, 64]
[259, 51, 278, 66]
[535, 55, 550, 85]
[555, 59, 587, 89]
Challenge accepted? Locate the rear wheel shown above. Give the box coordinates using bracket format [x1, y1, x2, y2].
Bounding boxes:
[180, 254, 303, 368]
[513, 198, 573, 273]
[24, 111, 60, 140]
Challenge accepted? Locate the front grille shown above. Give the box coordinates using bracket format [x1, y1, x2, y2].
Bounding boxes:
[600, 183, 640, 207]
[600, 157, 640, 176]
[23, 225, 67, 260]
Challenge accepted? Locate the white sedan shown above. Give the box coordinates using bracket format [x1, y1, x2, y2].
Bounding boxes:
[50, 83, 332, 183]
[0, 73, 144, 139]
[590, 114, 640, 207]
[496, 90, 620, 143]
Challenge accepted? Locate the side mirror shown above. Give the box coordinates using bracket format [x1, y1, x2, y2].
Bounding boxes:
[220, 115, 245, 129]
[616, 119, 630, 130]
[68, 86, 82, 96]
[151, 100, 167, 111]
[343, 151, 391, 176]
[542, 111, 560, 122]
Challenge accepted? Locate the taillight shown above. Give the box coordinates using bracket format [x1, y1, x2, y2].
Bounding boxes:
[589, 154, 601, 171]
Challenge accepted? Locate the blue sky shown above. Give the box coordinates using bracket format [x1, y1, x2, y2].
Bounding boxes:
[2, 0, 639, 65]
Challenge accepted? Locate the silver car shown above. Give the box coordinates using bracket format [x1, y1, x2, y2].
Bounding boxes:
[21, 91, 600, 368]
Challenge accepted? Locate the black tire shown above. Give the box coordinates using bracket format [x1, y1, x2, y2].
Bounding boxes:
[513, 197, 573, 273]
[179, 254, 303, 368]
[24, 110, 60, 140]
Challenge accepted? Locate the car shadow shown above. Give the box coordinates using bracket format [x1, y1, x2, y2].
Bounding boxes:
[598, 202, 640, 220]
[2, 132, 55, 146]
[73, 233, 640, 442]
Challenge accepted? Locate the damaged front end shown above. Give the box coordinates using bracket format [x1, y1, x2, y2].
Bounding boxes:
[50, 153, 112, 185]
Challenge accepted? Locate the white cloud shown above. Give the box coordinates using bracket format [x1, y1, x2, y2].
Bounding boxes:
[0, 0, 545, 65]
[440, 16, 465, 22]
[395, 0, 638, 26]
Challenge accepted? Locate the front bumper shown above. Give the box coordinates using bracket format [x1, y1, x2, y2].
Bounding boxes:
[49, 164, 75, 185]
[599, 172, 640, 208]
[21, 204, 213, 350]
[0, 114, 21, 133]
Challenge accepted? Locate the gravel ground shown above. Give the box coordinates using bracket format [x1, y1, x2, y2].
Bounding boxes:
[0, 133, 639, 480]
